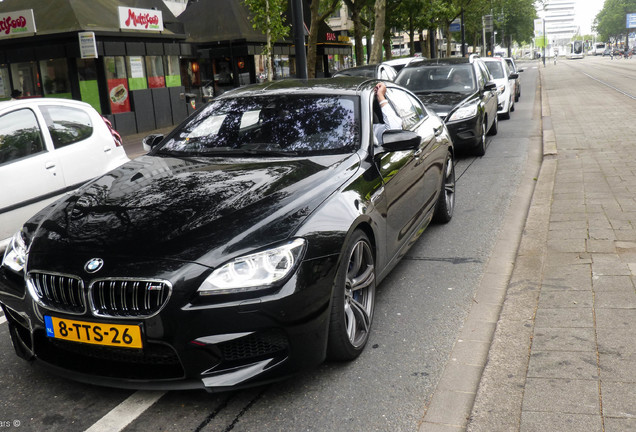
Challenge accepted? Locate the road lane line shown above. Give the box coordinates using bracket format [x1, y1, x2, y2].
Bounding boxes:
[0, 315, 6, 325]
[84, 390, 165, 432]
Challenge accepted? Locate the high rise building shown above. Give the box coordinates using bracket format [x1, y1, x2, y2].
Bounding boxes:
[539, 0, 579, 44]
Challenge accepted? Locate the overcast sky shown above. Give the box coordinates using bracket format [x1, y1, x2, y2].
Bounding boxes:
[576, 0, 603, 35]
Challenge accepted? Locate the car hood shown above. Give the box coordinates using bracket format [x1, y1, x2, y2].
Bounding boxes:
[27, 153, 360, 266]
[414, 92, 472, 118]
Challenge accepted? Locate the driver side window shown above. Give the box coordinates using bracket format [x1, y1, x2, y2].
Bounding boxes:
[386, 88, 425, 129]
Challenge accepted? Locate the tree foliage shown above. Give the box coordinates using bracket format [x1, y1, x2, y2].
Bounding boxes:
[594, 0, 636, 43]
[244, 0, 290, 81]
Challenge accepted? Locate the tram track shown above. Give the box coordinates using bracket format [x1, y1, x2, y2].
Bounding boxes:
[560, 56, 636, 100]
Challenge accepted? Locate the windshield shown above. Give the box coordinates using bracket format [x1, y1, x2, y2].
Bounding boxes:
[484, 62, 505, 79]
[395, 64, 476, 93]
[157, 95, 360, 156]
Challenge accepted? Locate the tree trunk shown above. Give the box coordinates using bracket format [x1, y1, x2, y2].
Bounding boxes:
[307, 1, 320, 78]
[369, 0, 386, 64]
[446, 25, 452, 57]
[409, 17, 415, 56]
[383, 24, 392, 60]
[419, 29, 427, 57]
[266, 0, 274, 81]
[352, 6, 365, 65]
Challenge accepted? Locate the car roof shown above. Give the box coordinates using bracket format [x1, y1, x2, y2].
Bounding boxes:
[0, 97, 94, 110]
[220, 77, 378, 98]
[383, 57, 420, 66]
[405, 57, 472, 69]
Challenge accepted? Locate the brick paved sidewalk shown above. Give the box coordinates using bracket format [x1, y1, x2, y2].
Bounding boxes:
[468, 61, 636, 431]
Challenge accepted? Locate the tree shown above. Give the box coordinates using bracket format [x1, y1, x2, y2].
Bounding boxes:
[307, 0, 340, 78]
[595, 0, 636, 45]
[369, 0, 387, 63]
[244, 0, 290, 81]
[343, 0, 374, 65]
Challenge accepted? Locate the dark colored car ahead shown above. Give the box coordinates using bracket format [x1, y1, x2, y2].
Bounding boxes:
[0, 78, 455, 392]
[395, 56, 498, 155]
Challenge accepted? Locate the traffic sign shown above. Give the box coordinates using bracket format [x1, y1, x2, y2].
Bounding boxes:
[482, 15, 493, 32]
[627, 13, 636, 28]
[450, 18, 461, 32]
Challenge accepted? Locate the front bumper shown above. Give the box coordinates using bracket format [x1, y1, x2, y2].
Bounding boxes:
[445, 115, 481, 150]
[0, 253, 338, 391]
[497, 92, 510, 114]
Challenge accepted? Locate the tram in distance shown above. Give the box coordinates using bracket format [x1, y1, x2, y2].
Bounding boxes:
[566, 40, 585, 59]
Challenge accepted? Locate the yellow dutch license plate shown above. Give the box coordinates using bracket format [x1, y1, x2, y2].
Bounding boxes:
[44, 316, 143, 349]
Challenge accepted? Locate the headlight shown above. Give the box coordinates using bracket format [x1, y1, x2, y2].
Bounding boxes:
[198, 238, 306, 295]
[2, 231, 28, 273]
[448, 103, 478, 122]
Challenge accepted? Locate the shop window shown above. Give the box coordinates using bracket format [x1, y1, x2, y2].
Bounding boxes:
[0, 66, 10, 100]
[0, 109, 45, 165]
[256, 55, 291, 81]
[146, 55, 165, 88]
[10, 62, 42, 98]
[77, 59, 101, 113]
[40, 59, 71, 99]
[329, 55, 353, 74]
[127, 56, 147, 91]
[212, 57, 234, 95]
[164, 56, 181, 87]
[40, 105, 93, 149]
[104, 56, 131, 114]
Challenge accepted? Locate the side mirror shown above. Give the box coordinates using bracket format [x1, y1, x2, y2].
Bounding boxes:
[381, 130, 421, 152]
[484, 81, 497, 91]
[142, 134, 164, 152]
[509, 73, 519, 80]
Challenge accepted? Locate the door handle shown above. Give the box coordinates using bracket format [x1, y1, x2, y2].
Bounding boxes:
[434, 126, 443, 137]
[45, 161, 56, 170]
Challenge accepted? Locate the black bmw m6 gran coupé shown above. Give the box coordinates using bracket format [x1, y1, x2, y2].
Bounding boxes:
[0, 78, 455, 391]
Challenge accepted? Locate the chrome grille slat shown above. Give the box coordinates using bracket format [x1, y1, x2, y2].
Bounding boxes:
[28, 272, 86, 314]
[89, 279, 171, 319]
[27, 272, 170, 318]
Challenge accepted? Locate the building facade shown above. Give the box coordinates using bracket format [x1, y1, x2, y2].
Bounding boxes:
[0, 0, 191, 135]
[543, 0, 578, 44]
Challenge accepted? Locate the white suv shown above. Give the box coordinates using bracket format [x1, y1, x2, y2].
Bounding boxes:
[0, 98, 129, 250]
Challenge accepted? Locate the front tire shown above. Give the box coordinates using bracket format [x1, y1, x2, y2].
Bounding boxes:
[474, 118, 487, 156]
[487, 113, 498, 136]
[327, 230, 376, 361]
[433, 152, 455, 224]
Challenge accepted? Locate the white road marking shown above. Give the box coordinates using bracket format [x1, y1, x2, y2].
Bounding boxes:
[84, 391, 166, 432]
[0, 315, 6, 325]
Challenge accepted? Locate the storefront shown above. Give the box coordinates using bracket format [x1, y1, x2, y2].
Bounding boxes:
[178, 0, 353, 101]
[0, 1, 190, 135]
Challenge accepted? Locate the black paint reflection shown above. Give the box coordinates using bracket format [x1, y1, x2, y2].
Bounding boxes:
[34, 154, 353, 262]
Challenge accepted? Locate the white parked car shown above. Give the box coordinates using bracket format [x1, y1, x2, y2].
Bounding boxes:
[482, 57, 518, 119]
[0, 98, 129, 251]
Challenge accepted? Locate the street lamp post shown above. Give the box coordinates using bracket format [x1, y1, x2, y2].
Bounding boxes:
[542, 18, 546, 66]
[291, 0, 307, 79]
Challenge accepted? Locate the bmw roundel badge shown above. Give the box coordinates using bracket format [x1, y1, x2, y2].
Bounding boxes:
[84, 258, 104, 273]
